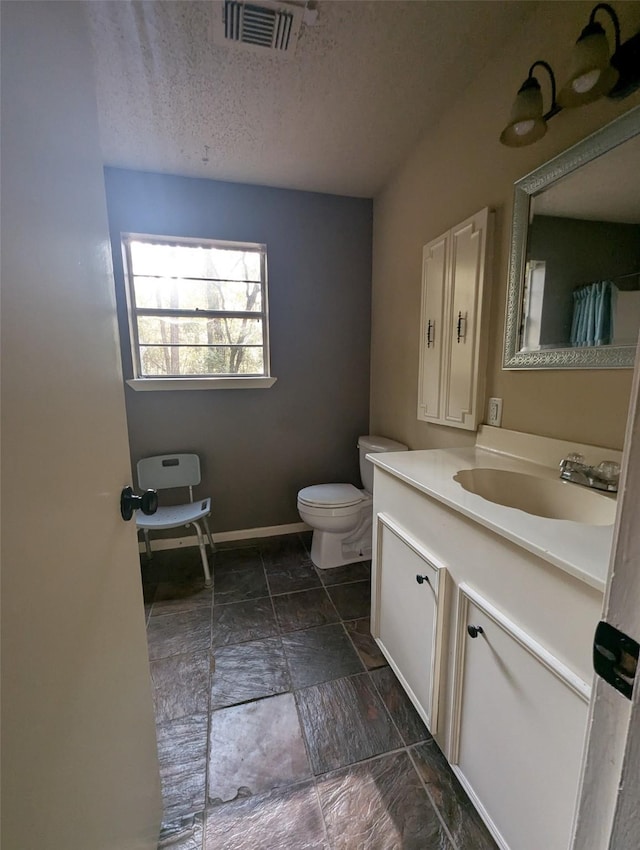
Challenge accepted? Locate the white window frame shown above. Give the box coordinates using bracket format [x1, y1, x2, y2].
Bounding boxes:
[121, 232, 276, 391]
[520, 259, 546, 351]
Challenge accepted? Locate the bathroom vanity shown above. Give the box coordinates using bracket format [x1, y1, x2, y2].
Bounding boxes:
[369, 427, 619, 850]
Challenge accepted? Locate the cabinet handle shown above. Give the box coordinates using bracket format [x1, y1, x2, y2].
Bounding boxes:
[456, 311, 467, 343]
[467, 624, 484, 638]
[416, 574, 430, 585]
[426, 319, 434, 348]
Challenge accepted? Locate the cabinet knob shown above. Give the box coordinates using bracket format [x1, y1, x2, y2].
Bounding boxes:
[416, 574, 430, 585]
[467, 624, 484, 638]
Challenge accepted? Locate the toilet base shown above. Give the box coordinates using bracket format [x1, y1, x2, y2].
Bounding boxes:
[309, 512, 372, 570]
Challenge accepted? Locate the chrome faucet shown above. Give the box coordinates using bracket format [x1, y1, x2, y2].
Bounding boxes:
[559, 453, 620, 493]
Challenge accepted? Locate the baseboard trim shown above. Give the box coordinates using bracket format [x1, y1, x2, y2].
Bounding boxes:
[137, 522, 310, 553]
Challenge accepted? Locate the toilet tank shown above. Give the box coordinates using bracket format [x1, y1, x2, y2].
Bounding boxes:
[358, 435, 408, 493]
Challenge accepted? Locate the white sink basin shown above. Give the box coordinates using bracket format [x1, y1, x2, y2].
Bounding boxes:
[453, 468, 616, 525]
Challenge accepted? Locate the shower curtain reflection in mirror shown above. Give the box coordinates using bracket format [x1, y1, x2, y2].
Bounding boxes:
[570, 280, 612, 347]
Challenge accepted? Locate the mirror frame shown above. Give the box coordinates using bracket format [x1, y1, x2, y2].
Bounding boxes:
[503, 105, 640, 370]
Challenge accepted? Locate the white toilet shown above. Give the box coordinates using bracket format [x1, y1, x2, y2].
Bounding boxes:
[297, 435, 408, 569]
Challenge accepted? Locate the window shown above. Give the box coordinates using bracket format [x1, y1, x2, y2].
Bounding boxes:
[122, 233, 274, 389]
[520, 259, 546, 351]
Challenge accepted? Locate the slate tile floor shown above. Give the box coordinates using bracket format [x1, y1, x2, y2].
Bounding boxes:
[144, 534, 497, 850]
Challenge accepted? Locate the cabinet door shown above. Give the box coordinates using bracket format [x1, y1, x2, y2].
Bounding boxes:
[417, 231, 449, 423]
[444, 208, 492, 429]
[450, 585, 590, 850]
[371, 513, 447, 733]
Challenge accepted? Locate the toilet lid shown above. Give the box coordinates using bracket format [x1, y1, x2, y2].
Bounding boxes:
[298, 483, 364, 508]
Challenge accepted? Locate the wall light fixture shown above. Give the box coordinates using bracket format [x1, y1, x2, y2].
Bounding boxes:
[500, 2, 640, 147]
[500, 61, 559, 147]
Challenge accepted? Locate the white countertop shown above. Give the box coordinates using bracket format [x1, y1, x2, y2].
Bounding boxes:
[370, 446, 614, 592]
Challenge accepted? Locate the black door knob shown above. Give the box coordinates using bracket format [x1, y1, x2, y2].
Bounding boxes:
[416, 574, 430, 585]
[467, 624, 484, 639]
[120, 486, 158, 521]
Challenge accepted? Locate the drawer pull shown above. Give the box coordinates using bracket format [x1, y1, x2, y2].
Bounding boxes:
[426, 319, 434, 348]
[467, 624, 484, 638]
[416, 574, 430, 585]
[457, 310, 467, 343]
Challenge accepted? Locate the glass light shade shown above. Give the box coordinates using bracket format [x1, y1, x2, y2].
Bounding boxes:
[500, 80, 547, 147]
[558, 24, 619, 107]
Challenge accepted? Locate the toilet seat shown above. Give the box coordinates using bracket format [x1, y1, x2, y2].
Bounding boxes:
[297, 483, 365, 509]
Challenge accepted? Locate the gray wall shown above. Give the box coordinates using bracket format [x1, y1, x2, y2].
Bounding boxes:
[104, 168, 373, 533]
[527, 215, 640, 346]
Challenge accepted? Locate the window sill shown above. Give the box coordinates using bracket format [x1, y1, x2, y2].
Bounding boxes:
[126, 377, 278, 392]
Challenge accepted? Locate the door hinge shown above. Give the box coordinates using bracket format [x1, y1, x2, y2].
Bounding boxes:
[593, 621, 639, 700]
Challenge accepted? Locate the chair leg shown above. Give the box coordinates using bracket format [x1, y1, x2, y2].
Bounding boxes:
[143, 528, 153, 559]
[203, 516, 215, 552]
[192, 521, 212, 588]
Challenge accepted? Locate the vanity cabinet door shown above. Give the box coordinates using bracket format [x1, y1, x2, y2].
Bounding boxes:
[450, 584, 590, 850]
[371, 513, 447, 733]
[417, 207, 492, 431]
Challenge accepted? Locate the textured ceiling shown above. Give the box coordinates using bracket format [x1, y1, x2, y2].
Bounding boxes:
[86, 0, 534, 197]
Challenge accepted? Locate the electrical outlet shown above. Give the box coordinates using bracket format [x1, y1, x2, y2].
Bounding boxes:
[488, 397, 503, 427]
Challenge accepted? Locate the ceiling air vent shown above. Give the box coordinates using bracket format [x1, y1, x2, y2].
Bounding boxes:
[212, 0, 305, 57]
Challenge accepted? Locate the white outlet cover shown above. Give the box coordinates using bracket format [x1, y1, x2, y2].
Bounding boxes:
[488, 397, 503, 427]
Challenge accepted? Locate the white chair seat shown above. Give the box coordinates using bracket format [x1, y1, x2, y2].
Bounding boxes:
[136, 498, 212, 531]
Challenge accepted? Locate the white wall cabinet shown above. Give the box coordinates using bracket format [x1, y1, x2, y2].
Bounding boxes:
[371, 513, 447, 733]
[371, 466, 602, 850]
[417, 207, 493, 430]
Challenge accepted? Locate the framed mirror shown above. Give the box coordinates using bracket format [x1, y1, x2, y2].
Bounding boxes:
[503, 106, 640, 369]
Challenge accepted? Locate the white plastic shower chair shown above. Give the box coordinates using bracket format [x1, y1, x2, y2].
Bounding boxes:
[136, 453, 215, 587]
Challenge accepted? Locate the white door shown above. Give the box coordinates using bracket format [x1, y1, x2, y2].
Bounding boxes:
[444, 209, 491, 429]
[417, 231, 449, 422]
[451, 587, 590, 850]
[1, 3, 162, 849]
[371, 514, 447, 733]
[570, 335, 640, 850]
